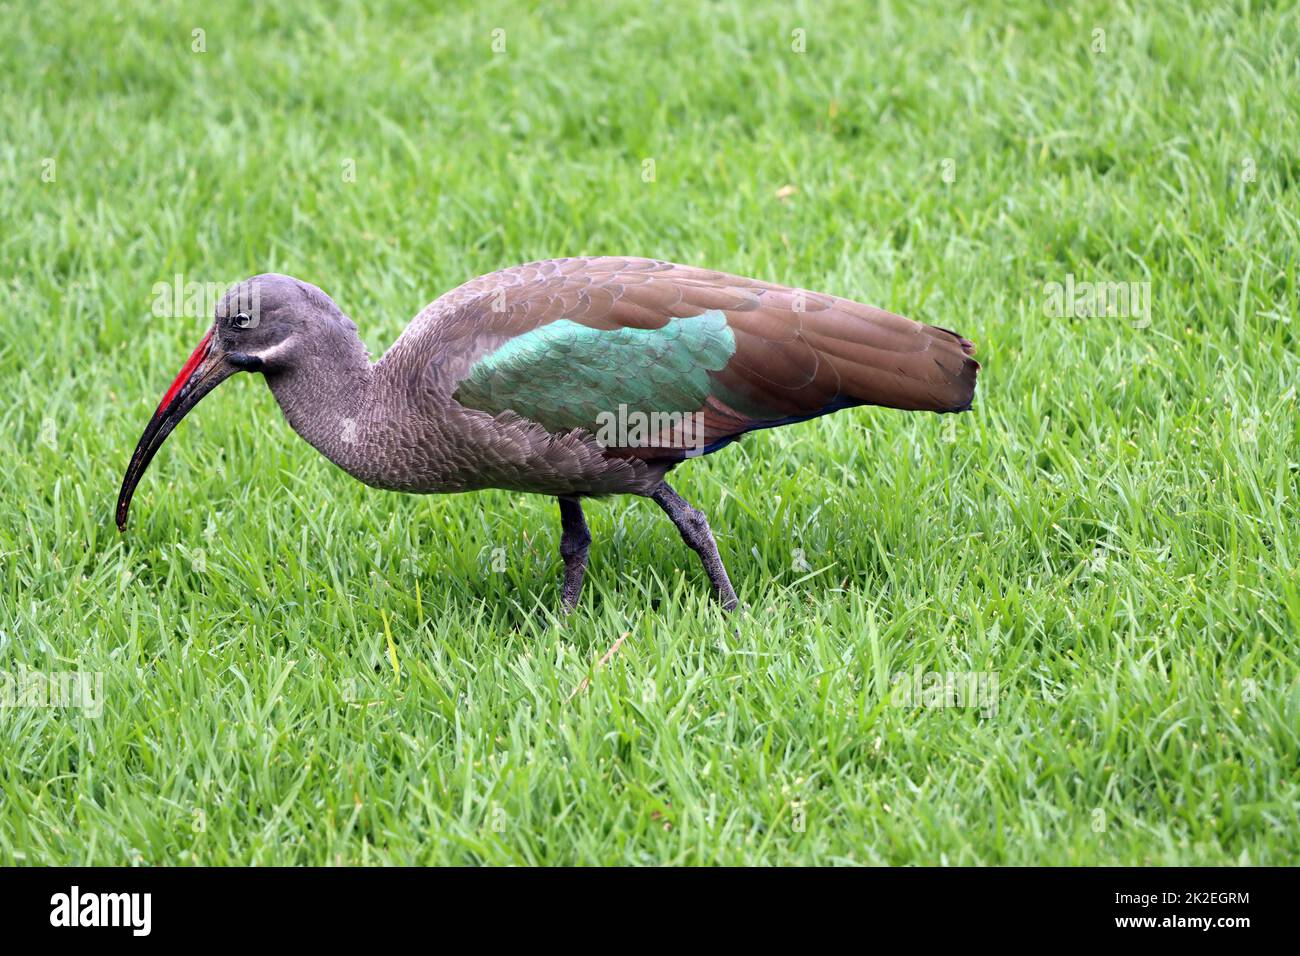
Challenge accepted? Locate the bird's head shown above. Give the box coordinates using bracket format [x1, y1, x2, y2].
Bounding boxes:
[115, 273, 351, 531]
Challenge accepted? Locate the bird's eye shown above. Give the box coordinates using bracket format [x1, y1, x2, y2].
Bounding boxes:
[234, 312, 256, 329]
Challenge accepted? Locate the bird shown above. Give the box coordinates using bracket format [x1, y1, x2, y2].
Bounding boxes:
[116, 257, 978, 613]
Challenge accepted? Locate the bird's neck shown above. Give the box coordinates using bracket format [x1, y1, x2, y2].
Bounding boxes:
[264, 327, 380, 479]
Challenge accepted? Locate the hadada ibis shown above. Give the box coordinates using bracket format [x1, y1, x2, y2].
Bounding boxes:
[116, 258, 979, 612]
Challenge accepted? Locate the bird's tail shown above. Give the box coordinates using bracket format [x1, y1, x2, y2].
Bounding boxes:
[922, 324, 979, 413]
[791, 301, 981, 415]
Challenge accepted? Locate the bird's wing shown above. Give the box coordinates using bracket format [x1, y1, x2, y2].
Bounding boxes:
[400, 257, 977, 458]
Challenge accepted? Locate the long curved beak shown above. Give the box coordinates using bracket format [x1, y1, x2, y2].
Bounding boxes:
[116, 328, 238, 531]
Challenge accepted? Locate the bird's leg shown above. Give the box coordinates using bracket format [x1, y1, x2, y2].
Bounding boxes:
[557, 496, 591, 613]
[650, 483, 740, 611]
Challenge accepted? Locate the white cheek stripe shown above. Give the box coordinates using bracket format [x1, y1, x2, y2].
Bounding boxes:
[250, 336, 299, 366]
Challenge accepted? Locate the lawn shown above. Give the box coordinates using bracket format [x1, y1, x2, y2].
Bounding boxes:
[0, 0, 1297, 865]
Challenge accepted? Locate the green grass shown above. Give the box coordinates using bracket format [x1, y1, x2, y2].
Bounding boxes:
[1, 0, 1297, 865]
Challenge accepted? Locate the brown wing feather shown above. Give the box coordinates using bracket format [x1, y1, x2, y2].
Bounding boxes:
[386, 257, 979, 452]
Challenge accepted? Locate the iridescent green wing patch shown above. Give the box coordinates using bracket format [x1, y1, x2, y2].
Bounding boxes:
[453, 310, 736, 434]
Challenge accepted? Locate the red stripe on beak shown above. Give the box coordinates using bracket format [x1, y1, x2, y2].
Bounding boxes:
[157, 330, 214, 413]
[118, 328, 237, 532]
